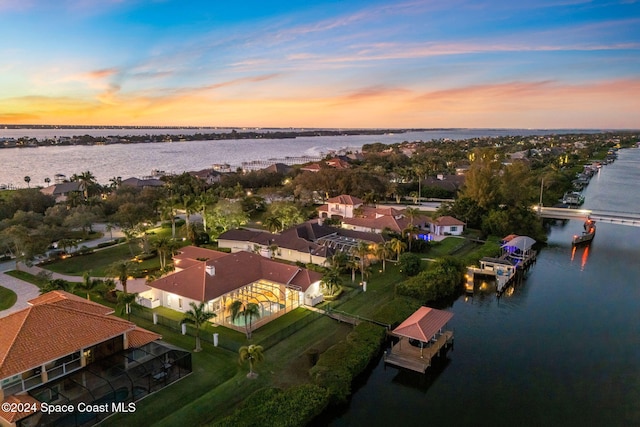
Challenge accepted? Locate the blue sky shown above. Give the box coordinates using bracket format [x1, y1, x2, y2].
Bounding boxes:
[1, 0, 638, 128]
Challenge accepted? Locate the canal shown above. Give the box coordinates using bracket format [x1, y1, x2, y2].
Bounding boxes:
[321, 149, 640, 426]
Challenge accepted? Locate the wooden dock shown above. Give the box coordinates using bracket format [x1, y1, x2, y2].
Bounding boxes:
[384, 331, 453, 373]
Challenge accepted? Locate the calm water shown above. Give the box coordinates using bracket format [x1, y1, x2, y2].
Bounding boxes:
[0, 128, 603, 188]
[324, 149, 640, 426]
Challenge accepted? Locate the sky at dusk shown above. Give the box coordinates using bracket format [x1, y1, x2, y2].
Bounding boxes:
[1, 0, 639, 129]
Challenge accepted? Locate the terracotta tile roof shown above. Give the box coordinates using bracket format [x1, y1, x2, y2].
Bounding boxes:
[433, 216, 465, 226]
[1, 394, 41, 423]
[27, 290, 114, 316]
[128, 327, 161, 348]
[326, 195, 363, 205]
[392, 307, 453, 342]
[148, 247, 322, 302]
[0, 291, 158, 380]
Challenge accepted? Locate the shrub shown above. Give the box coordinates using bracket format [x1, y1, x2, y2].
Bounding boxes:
[396, 257, 464, 303]
[213, 384, 330, 427]
[309, 322, 386, 403]
[398, 252, 422, 276]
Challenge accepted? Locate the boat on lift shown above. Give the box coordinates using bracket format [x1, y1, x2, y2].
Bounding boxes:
[572, 219, 596, 246]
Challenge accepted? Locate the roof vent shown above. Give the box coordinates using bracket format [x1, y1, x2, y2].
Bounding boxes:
[205, 265, 215, 276]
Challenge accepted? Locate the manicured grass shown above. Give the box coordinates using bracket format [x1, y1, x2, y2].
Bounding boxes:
[427, 237, 467, 258]
[0, 285, 18, 310]
[103, 308, 351, 427]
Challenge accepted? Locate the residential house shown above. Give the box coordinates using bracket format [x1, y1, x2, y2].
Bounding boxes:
[317, 195, 364, 219]
[141, 246, 325, 332]
[189, 168, 223, 184]
[430, 216, 465, 236]
[39, 182, 82, 203]
[0, 291, 189, 427]
[119, 177, 165, 189]
[218, 221, 385, 266]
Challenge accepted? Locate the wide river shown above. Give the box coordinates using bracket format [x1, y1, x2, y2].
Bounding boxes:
[318, 148, 640, 426]
[0, 128, 602, 188]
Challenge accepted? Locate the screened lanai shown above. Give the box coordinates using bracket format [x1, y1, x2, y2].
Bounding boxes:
[213, 279, 303, 332]
[22, 342, 191, 427]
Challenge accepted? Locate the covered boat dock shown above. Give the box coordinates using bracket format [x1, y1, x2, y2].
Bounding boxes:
[384, 307, 454, 373]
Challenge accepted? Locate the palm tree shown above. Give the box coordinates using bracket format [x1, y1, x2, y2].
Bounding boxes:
[262, 215, 282, 233]
[238, 344, 264, 379]
[329, 251, 348, 271]
[229, 300, 261, 340]
[80, 271, 98, 300]
[159, 196, 179, 239]
[403, 224, 419, 251]
[346, 257, 359, 282]
[116, 292, 138, 321]
[73, 170, 97, 200]
[153, 236, 171, 270]
[182, 302, 216, 352]
[404, 207, 421, 225]
[44, 177, 51, 186]
[108, 260, 135, 295]
[353, 241, 371, 283]
[374, 242, 391, 272]
[320, 267, 342, 296]
[24, 176, 31, 188]
[389, 238, 407, 261]
[194, 189, 217, 232]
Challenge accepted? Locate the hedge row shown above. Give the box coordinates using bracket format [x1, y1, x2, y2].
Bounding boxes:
[309, 322, 386, 403]
[212, 384, 330, 427]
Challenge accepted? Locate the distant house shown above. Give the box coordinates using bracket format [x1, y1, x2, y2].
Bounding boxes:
[39, 182, 82, 203]
[120, 177, 165, 188]
[142, 246, 325, 331]
[0, 291, 188, 427]
[317, 194, 464, 237]
[189, 168, 223, 184]
[261, 163, 292, 174]
[317, 195, 364, 219]
[300, 157, 352, 172]
[218, 221, 385, 266]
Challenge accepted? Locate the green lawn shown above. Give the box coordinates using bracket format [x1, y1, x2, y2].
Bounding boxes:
[0, 285, 18, 310]
[427, 237, 468, 258]
[103, 308, 351, 427]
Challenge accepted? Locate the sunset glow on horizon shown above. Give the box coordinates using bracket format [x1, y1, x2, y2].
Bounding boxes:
[1, 0, 639, 129]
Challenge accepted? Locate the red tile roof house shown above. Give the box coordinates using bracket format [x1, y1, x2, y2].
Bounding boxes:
[0, 291, 190, 427]
[429, 216, 466, 236]
[141, 246, 325, 332]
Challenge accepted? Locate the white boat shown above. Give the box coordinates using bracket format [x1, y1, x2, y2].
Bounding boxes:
[562, 191, 585, 206]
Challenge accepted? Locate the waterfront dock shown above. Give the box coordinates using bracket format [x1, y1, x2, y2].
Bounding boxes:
[383, 307, 454, 374]
[465, 235, 537, 295]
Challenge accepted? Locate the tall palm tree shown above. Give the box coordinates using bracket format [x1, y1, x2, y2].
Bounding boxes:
[403, 224, 419, 251]
[194, 189, 217, 232]
[404, 207, 421, 225]
[374, 242, 391, 272]
[108, 260, 135, 294]
[329, 251, 348, 271]
[238, 344, 264, 379]
[353, 241, 372, 283]
[159, 196, 179, 239]
[389, 238, 407, 261]
[182, 302, 216, 352]
[44, 177, 51, 186]
[229, 300, 261, 340]
[153, 236, 171, 270]
[346, 257, 359, 282]
[24, 176, 31, 188]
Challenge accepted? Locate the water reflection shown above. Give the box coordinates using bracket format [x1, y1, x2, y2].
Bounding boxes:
[570, 244, 591, 271]
[389, 357, 452, 393]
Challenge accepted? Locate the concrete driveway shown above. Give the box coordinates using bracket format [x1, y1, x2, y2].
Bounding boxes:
[0, 272, 40, 318]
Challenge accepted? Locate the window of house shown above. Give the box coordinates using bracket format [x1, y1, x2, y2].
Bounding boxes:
[450, 226, 458, 232]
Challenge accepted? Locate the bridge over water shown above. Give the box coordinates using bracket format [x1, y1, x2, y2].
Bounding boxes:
[535, 206, 640, 227]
